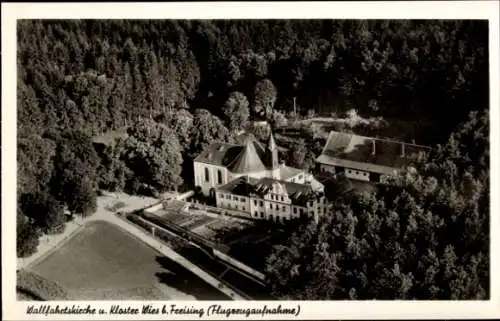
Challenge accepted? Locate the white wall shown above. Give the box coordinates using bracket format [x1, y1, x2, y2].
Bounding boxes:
[287, 172, 306, 184]
[194, 162, 229, 195]
[216, 192, 251, 213]
[345, 167, 370, 182]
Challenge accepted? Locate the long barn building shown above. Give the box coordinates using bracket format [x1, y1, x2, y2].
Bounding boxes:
[316, 131, 430, 183]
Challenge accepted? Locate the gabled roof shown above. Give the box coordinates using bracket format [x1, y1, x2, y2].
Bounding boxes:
[218, 176, 321, 206]
[316, 131, 430, 175]
[217, 176, 260, 196]
[279, 166, 303, 181]
[194, 142, 244, 167]
[227, 136, 267, 173]
[194, 132, 280, 171]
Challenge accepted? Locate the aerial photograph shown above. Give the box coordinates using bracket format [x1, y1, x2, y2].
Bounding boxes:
[16, 19, 489, 301]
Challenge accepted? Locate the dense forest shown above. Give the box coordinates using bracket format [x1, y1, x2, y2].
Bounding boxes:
[266, 110, 489, 299]
[17, 20, 489, 299]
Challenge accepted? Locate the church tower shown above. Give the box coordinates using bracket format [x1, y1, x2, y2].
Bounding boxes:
[267, 132, 280, 179]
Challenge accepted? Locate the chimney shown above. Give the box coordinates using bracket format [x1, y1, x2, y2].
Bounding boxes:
[401, 143, 405, 158]
[372, 139, 376, 156]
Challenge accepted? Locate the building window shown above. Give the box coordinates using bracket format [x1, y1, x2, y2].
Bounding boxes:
[217, 170, 222, 184]
[226, 195, 230, 200]
[298, 174, 303, 179]
[235, 205, 238, 210]
[281, 196, 284, 202]
[204, 167, 210, 182]
[260, 201, 263, 207]
[282, 206, 286, 212]
[254, 200, 257, 206]
[242, 207, 245, 211]
[233, 196, 238, 201]
[293, 208, 297, 214]
[240, 197, 245, 202]
[260, 212, 264, 218]
[254, 211, 258, 216]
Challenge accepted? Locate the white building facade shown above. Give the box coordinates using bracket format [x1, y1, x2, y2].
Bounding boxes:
[194, 132, 327, 223]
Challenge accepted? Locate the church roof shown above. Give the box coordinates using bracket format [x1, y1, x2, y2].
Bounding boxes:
[227, 136, 267, 173]
[194, 132, 279, 171]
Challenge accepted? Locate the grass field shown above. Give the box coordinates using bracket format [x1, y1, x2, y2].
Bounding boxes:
[27, 220, 227, 300]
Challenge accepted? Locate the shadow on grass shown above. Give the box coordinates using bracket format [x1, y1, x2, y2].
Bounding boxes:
[154, 256, 231, 301]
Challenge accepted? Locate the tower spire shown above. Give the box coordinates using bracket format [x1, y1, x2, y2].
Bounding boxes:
[268, 131, 277, 152]
[267, 131, 279, 170]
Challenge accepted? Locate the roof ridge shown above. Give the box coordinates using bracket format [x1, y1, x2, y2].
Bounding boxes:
[226, 136, 266, 173]
[325, 130, 431, 152]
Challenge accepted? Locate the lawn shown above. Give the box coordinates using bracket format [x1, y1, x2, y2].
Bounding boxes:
[27, 220, 228, 300]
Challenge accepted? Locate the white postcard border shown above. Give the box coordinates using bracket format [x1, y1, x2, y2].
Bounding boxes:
[2, 1, 499, 320]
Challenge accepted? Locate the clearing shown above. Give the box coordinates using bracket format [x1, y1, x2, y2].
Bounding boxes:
[25, 220, 228, 300]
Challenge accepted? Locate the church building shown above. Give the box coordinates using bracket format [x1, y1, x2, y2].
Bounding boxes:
[193, 132, 326, 223]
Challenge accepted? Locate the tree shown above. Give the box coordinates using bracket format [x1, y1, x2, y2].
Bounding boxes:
[17, 210, 40, 258]
[20, 192, 66, 235]
[50, 130, 100, 217]
[123, 119, 184, 193]
[189, 109, 231, 157]
[17, 135, 56, 195]
[265, 110, 489, 300]
[66, 177, 98, 217]
[223, 91, 250, 132]
[253, 79, 277, 118]
[163, 61, 181, 113]
[289, 138, 307, 169]
[270, 110, 288, 129]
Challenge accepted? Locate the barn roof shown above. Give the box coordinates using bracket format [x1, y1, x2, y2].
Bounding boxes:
[316, 131, 430, 175]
